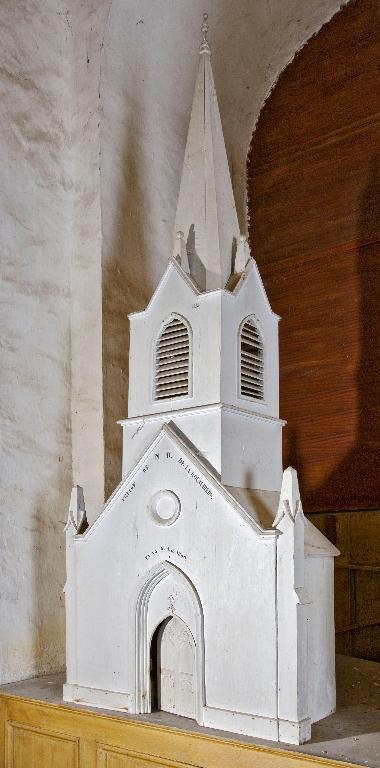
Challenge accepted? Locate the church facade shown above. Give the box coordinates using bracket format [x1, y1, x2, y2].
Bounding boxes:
[63, 18, 338, 745]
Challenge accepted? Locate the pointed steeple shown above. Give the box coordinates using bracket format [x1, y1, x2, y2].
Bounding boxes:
[174, 14, 240, 291]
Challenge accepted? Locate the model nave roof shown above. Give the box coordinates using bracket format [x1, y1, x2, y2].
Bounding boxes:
[228, 484, 339, 557]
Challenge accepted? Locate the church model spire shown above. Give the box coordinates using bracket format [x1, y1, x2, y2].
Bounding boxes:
[174, 14, 241, 291]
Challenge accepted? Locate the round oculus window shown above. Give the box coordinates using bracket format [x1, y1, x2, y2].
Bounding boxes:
[149, 490, 180, 526]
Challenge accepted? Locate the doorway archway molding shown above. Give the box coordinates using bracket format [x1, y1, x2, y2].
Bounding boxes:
[135, 561, 205, 723]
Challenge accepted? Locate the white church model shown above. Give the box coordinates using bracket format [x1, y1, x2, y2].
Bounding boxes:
[64, 16, 339, 745]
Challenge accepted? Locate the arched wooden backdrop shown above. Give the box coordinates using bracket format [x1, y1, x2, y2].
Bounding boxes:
[247, 0, 379, 660]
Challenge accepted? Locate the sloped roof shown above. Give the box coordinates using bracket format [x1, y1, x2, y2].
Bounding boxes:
[128, 257, 200, 319]
[226, 485, 339, 557]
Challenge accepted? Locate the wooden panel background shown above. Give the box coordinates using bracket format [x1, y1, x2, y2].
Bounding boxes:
[247, 0, 379, 660]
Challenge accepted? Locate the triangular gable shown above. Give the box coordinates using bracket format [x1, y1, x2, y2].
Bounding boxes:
[128, 257, 200, 319]
[304, 519, 340, 557]
[79, 423, 276, 541]
[228, 259, 280, 320]
[129, 254, 279, 324]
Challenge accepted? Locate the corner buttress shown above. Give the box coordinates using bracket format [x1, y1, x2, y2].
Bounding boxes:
[274, 467, 311, 744]
[64, 486, 88, 690]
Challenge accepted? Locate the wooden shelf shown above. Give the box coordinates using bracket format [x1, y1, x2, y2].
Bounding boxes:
[2, 656, 379, 768]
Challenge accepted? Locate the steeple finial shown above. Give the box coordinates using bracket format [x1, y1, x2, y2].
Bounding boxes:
[200, 12, 210, 55]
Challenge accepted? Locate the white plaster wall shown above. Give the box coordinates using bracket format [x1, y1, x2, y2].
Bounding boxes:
[0, 0, 108, 685]
[69, 0, 110, 521]
[0, 0, 71, 685]
[100, 0, 350, 496]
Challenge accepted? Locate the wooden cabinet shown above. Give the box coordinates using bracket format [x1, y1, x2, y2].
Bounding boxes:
[0, 689, 359, 768]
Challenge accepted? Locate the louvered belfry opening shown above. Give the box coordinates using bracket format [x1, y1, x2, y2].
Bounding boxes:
[155, 317, 190, 401]
[240, 319, 264, 400]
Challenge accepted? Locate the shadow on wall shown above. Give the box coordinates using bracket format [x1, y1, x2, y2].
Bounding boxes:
[310, 157, 380, 511]
[311, 158, 380, 662]
[284, 158, 380, 513]
[102, 110, 150, 499]
[31, 487, 66, 678]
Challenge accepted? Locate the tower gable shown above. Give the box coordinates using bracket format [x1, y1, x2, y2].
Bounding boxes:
[221, 261, 280, 417]
[128, 265, 223, 418]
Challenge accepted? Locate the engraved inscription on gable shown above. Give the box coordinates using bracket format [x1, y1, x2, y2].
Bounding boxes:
[121, 448, 213, 503]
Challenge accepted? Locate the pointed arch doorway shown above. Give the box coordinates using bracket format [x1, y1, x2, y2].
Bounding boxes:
[135, 561, 205, 723]
[151, 615, 196, 719]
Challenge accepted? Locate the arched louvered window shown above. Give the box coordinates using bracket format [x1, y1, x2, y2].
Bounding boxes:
[239, 318, 264, 401]
[154, 316, 191, 401]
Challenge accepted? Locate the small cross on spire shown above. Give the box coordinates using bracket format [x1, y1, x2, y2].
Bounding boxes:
[199, 12, 211, 55]
[202, 12, 209, 41]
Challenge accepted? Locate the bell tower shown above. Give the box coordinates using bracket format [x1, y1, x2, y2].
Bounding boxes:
[121, 15, 284, 494]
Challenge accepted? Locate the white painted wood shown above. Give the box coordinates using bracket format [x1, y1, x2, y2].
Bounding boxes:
[234, 235, 251, 273]
[305, 556, 336, 723]
[173, 16, 240, 291]
[64, 18, 338, 746]
[156, 616, 196, 719]
[172, 231, 190, 274]
[128, 259, 280, 422]
[121, 405, 284, 494]
[274, 468, 311, 743]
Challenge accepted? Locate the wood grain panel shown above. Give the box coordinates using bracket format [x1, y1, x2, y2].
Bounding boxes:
[253, 121, 379, 267]
[247, 0, 380, 661]
[6, 722, 78, 768]
[247, 0, 380, 513]
[251, 10, 378, 159]
[312, 510, 380, 660]
[0, 693, 361, 768]
[97, 743, 192, 767]
[260, 241, 380, 511]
